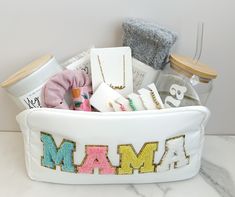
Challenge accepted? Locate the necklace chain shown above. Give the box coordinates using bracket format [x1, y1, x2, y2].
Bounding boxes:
[97, 55, 126, 90]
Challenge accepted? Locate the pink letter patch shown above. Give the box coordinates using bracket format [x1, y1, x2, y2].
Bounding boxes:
[77, 145, 116, 174]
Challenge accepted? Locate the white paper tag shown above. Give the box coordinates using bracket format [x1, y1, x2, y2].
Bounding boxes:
[19, 85, 44, 109]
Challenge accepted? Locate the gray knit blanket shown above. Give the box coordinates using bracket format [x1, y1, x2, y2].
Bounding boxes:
[123, 18, 177, 70]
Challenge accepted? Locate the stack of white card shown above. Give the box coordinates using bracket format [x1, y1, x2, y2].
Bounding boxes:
[89, 47, 163, 112]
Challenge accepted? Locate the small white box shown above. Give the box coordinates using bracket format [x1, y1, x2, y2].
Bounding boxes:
[132, 58, 160, 92]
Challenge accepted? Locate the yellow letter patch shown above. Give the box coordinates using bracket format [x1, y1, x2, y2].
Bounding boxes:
[117, 142, 158, 175]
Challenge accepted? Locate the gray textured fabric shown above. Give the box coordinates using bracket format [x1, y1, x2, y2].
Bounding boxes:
[122, 18, 177, 70]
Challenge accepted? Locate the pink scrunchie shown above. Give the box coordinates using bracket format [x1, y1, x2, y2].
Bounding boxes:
[42, 69, 92, 110]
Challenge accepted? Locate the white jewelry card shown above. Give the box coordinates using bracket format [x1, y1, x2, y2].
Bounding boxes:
[90, 83, 123, 112]
[90, 47, 133, 96]
[109, 83, 164, 112]
[132, 58, 160, 92]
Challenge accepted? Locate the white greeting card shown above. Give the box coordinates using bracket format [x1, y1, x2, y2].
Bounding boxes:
[62, 50, 91, 76]
[132, 58, 160, 92]
[90, 47, 133, 96]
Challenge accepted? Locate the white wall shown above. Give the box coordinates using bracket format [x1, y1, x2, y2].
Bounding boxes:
[0, 0, 234, 133]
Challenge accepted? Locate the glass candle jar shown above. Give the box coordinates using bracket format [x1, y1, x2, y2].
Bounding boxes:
[0, 55, 62, 110]
[156, 54, 217, 108]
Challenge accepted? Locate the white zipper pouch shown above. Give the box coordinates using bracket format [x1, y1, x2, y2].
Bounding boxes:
[16, 106, 209, 184]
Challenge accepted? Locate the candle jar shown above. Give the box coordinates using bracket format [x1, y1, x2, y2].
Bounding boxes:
[1, 55, 62, 110]
[156, 54, 217, 108]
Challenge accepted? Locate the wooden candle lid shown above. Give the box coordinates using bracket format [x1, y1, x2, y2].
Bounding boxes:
[1, 55, 53, 88]
[169, 54, 218, 82]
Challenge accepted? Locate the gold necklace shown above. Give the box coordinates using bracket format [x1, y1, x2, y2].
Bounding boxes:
[97, 55, 126, 90]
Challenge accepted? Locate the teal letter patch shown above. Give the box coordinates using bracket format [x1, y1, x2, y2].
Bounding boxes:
[41, 132, 76, 173]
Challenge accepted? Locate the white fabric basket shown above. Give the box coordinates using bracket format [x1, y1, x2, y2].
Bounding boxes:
[16, 106, 210, 184]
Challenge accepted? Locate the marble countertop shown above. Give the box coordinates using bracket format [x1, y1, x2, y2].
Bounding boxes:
[0, 132, 234, 197]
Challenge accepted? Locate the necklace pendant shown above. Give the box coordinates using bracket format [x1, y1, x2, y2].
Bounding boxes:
[98, 55, 126, 91]
[110, 84, 125, 90]
[119, 85, 125, 90]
